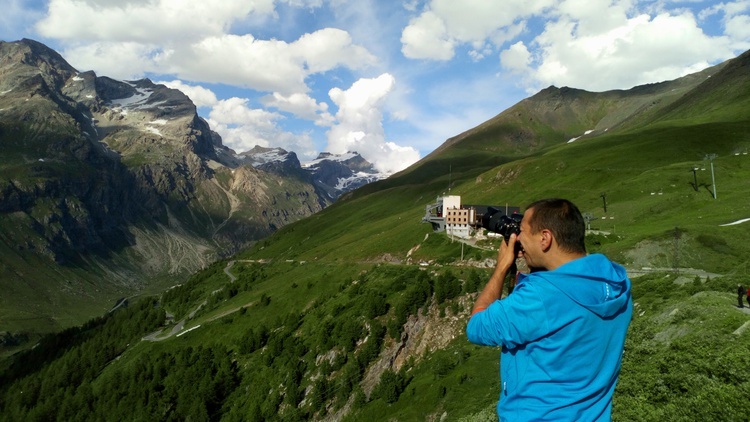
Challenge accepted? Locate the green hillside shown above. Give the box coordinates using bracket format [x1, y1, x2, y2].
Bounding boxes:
[2, 50, 750, 420]
[1, 255, 748, 420]
[246, 50, 750, 275]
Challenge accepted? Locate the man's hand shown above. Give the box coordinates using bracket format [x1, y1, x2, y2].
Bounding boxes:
[471, 233, 519, 315]
[497, 233, 518, 274]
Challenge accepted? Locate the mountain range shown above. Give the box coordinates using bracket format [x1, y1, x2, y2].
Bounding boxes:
[0, 39, 384, 334]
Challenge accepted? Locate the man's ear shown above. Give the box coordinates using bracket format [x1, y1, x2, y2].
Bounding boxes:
[540, 229, 553, 251]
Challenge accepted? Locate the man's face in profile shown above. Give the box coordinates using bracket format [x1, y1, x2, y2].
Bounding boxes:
[517, 208, 539, 268]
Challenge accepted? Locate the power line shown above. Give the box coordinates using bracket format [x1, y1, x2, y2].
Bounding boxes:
[705, 154, 717, 199]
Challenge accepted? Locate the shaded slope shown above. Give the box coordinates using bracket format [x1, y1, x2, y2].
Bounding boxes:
[0, 39, 325, 333]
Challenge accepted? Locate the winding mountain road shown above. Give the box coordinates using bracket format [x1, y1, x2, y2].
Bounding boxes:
[224, 260, 237, 283]
[142, 260, 238, 341]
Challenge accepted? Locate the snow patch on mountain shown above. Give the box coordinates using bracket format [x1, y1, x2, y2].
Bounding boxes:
[241, 147, 291, 166]
[108, 83, 166, 112]
[335, 172, 382, 191]
[239, 147, 387, 200]
[568, 129, 594, 143]
[145, 126, 162, 136]
[301, 151, 360, 168]
[110, 86, 151, 108]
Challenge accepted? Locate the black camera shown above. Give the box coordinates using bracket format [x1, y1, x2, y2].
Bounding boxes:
[481, 207, 523, 240]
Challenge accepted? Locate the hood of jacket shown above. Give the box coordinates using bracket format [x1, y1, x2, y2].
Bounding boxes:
[534, 253, 631, 318]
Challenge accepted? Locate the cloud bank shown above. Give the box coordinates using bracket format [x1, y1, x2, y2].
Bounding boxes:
[402, 0, 750, 92]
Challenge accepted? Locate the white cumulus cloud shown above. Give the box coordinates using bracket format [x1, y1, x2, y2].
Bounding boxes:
[401, 0, 554, 60]
[327, 74, 420, 173]
[500, 41, 532, 73]
[401, 11, 455, 60]
[37, 0, 376, 96]
[158, 80, 219, 107]
[526, 8, 736, 91]
[403, 0, 748, 94]
[261, 92, 334, 126]
[710, 1, 750, 46]
[36, 0, 275, 42]
[61, 29, 376, 96]
[208, 97, 317, 158]
[62, 42, 162, 80]
[174, 29, 376, 94]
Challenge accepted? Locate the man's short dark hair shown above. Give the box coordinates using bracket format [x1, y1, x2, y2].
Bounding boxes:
[525, 198, 586, 254]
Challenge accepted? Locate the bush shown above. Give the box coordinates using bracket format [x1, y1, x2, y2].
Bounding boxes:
[372, 369, 407, 404]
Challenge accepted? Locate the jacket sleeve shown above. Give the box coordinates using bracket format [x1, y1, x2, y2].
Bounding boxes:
[466, 280, 550, 349]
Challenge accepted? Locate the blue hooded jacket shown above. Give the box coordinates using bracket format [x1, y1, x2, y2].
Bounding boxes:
[466, 253, 632, 421]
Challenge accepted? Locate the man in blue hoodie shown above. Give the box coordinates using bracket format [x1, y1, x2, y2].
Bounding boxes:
[466, 198, 632, 421]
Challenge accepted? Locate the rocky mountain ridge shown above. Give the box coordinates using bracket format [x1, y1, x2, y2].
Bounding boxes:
[239, 146, 386, 201]
[0, 39, 380, 332]
[423, 58, 732, 162]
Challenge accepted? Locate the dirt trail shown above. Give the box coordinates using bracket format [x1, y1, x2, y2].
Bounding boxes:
[142, 260, 239, 342]
[624, 267, 722, 279]
[224, 260, 237, 283]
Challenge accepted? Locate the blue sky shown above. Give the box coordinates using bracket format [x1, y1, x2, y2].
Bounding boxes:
[1, 0, 749, 173]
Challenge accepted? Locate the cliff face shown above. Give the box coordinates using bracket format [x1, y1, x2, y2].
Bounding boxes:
[0, 39, 324, 291]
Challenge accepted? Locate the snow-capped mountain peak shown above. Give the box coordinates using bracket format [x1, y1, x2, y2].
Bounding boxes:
[301, 151, 361, 168]
[239, 148, 388, 200]
[239, 146, 293, 167]
[301, 151, 387, 199]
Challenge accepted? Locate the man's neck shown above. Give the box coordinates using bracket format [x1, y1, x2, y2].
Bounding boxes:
[544, 252, 586, 271]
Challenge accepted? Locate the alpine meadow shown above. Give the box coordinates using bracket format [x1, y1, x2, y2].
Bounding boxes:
[1, 40, 750, 421]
